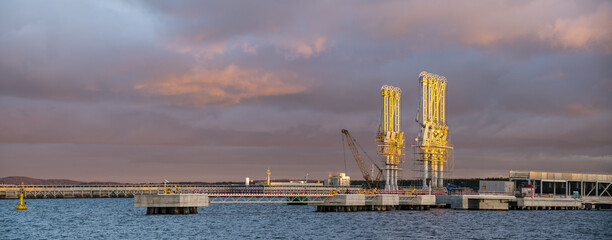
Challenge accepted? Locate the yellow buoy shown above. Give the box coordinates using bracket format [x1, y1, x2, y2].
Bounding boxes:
[15, 182, 27, 210]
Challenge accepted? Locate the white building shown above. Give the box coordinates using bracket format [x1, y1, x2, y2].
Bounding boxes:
[325, 173, 350, 186]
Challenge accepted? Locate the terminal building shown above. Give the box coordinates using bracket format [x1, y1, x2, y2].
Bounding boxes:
[325, 173, 351, 186]
[509, 171, 612, 197]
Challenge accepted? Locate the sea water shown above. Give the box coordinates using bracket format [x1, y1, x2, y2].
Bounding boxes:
[1, 198, 610, 239]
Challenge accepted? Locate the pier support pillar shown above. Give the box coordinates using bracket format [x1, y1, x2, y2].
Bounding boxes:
[135, 194, 208, 215]
[145, 207, 198, 215]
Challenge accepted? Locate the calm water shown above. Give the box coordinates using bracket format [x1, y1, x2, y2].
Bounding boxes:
[1, 198, 610, 239]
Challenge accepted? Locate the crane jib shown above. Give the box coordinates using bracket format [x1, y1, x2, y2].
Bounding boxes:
[341, 129, 382, 189]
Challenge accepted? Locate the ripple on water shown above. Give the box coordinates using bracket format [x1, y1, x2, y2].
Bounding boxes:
[0, 198, 611, 239]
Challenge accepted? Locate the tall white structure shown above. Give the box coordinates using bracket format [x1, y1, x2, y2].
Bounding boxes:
[414, 71, 453, 189]
[377, 85, 405, 190]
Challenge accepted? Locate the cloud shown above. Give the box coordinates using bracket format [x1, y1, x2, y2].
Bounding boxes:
[137, 1, 612, 62]
[240, 41, 258, 55]
[539, 4, 612, 53]
[1, 0, 611, 181]
[274, 35, 328, 59]
[567, 104, 597, 115]
[134, 64, 308, 106]
[168, 38, 228, 60]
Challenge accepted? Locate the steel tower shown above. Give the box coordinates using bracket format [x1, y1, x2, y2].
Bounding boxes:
[414, 71, 453, 189]
[377, 85, 405, 190]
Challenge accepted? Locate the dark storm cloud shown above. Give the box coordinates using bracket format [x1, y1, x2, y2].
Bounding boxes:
[0, 0, 611, 182]
[0, 0, 194, 102]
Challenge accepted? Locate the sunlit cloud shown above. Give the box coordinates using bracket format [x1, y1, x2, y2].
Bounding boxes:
[134, 64, 308, 106]
[274, 35, 327, 59]
[567, 104, 597, 116]
[167, 37, 228, 59]
[539, 4, 612, 53]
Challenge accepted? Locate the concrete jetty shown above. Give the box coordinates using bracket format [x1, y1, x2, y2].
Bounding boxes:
[134, 194, 209, 214]
[436, 195, 515, 210]
[315, 194, 367, 212]
[436, 195, 606, 210]
[513, 197, 581, 210]
[2, 184, 609, 211]
[314, 194, 436, 212]
[398, 195, 436, 210]
[370, 195, 399, 211]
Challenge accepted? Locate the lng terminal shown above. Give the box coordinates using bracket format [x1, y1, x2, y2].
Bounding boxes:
[3, 71, 610, 213]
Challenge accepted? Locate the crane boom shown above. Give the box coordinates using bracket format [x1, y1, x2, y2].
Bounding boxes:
[341, 129, 382, 189]
[374, 169, 382, 183]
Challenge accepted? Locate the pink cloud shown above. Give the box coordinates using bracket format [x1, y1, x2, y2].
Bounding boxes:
[567, 104, 597, 116]
[134, 64, 308, 106]
[539, 4, 612, 53]
[342, 1, 611, 52]
[275, 35, 328, 59]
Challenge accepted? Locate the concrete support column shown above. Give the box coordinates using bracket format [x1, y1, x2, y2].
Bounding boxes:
[393, 170, 396, 190]
[431, 162, 438, 188]
[385, 167, 390, 190]
[389, 168, 394, 190]
[423, 160, 429, 190]
[393, 166, 398, 190]
[438, 162, 444, 188]
[385, 165, 398, 190]
[394, 168, 398, 190]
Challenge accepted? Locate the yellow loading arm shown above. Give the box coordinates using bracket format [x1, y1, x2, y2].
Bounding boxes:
[162, 180, 177, 194]
[415, 71, 453, 189]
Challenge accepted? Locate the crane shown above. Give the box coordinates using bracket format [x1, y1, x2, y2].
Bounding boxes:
[341, 129, 383, 189]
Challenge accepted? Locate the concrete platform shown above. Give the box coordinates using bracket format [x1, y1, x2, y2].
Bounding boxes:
[371, 195, 399, 206]
[437, 195, 515, 210]
[398, 195, 436, 210]
[516, 197, 581, 210]
[316, 194, 437, 212]
[134, 194, 209, 214]
[400, 195, 436, 205]
[317, 194, 365, 206]
[315, 194, 368, 212]
[469, 198, 509, 210]
[369, 195, 399, 211]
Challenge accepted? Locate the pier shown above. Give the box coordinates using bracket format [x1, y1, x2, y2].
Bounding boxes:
[3, 171, 611, 212]
[2, 184, 611, 211]
[436, 195, 515, 210]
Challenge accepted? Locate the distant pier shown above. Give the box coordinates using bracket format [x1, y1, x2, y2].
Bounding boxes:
[2, 182, 610, 211]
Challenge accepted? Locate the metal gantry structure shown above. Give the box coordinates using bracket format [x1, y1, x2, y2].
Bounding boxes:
[414, 71, 453, 189]
[377, 85, 405, 190]
[0, 185, 382, 204]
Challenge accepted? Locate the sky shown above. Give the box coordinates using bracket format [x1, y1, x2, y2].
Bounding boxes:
[0, 0, 611, 183]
